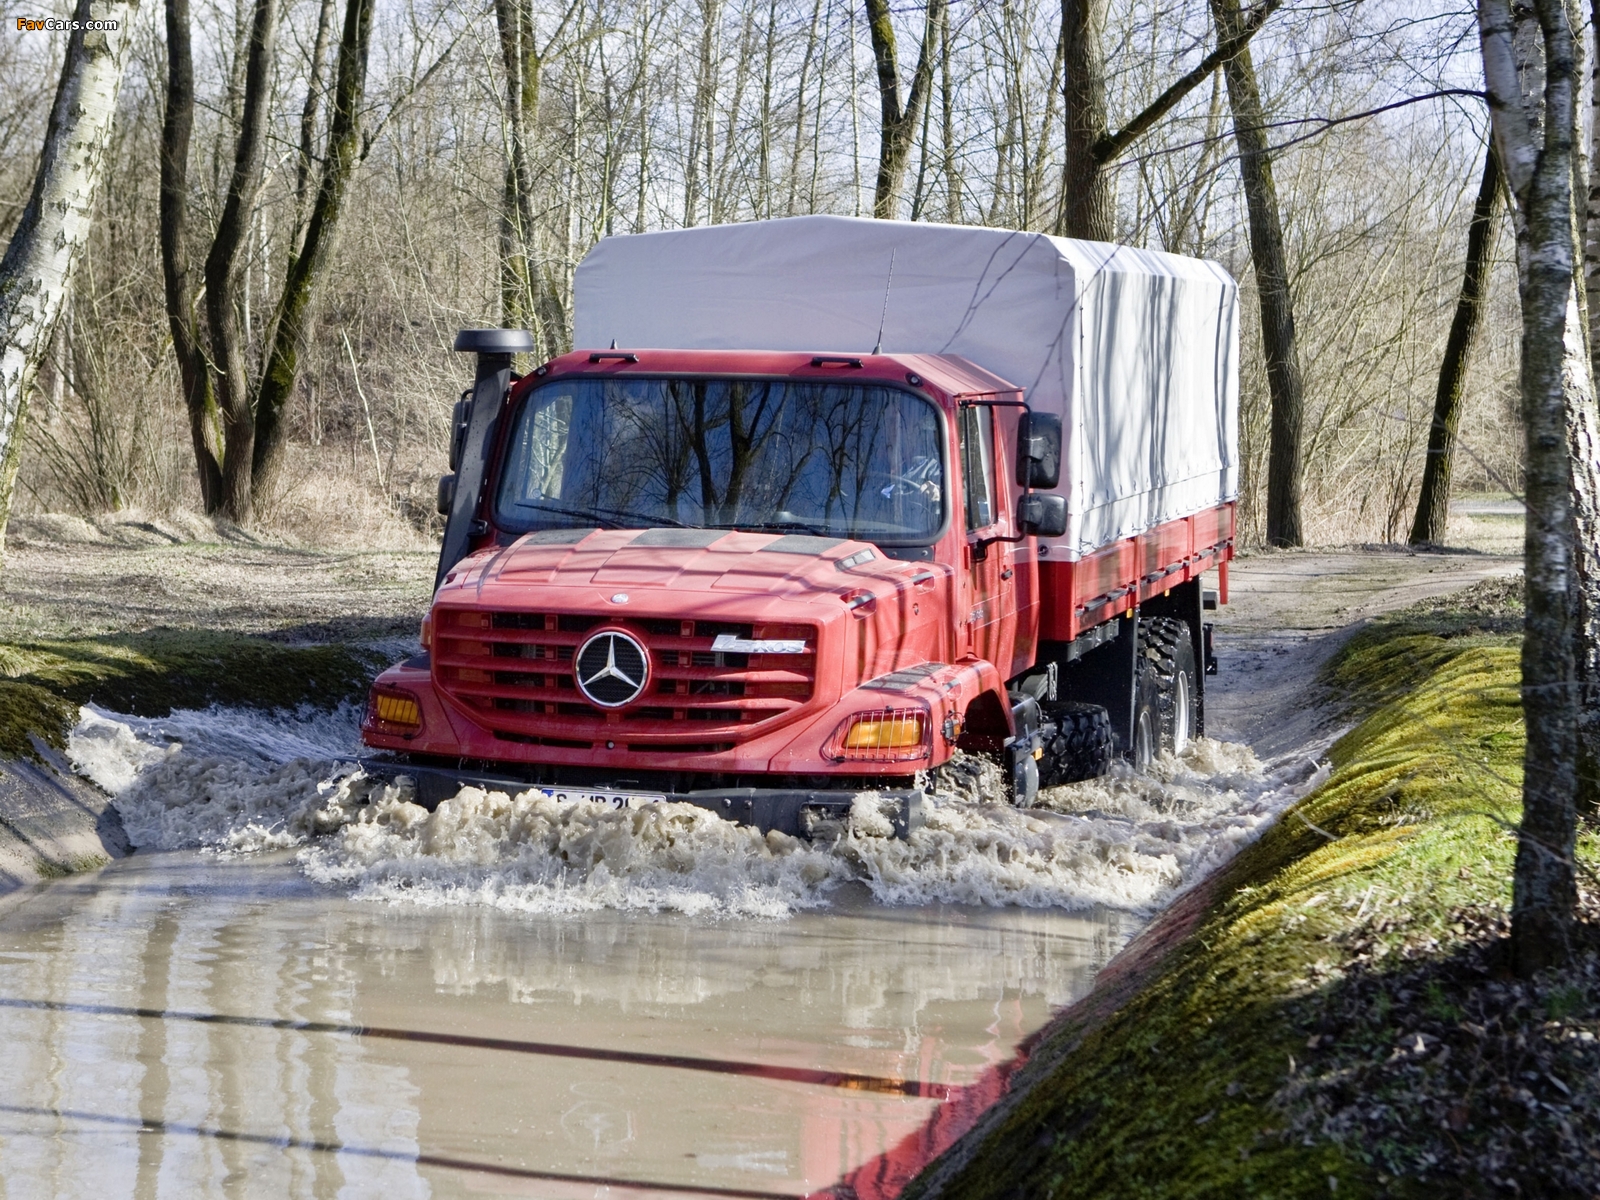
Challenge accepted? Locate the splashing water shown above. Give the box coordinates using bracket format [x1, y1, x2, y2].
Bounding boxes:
[66, 704, 1327, 919]
[67, 704, 370, 853]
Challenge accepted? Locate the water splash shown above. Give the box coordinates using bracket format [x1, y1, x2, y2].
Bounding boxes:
[67, 705, 1327, 919]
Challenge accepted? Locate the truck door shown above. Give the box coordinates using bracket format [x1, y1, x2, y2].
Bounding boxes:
[958, 403, 1017, 668]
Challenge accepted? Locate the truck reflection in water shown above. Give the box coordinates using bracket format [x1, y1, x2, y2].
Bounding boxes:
[0, 852, 1126, 1197]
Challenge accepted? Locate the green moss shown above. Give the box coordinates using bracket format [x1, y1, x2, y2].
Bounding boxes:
[906, 591, 1568, 1200]
[33, 852, 109, 879]
[0, 628, 386, 759]
[0, 680, 78, 757]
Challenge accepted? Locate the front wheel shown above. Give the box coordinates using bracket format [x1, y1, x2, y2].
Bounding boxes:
[1038, 702, 1114, 785]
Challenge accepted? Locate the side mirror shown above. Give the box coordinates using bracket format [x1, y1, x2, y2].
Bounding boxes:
[1016, 411, 1061, 489]
[1018, 492, 1067, 539]
[437, 473, 457, 515]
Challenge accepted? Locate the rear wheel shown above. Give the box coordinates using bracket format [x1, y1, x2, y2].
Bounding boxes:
[1131, 665, 1159, 769]
[1139, 617, 1198, 756]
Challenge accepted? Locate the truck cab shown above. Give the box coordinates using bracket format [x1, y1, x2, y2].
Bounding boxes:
[361, 344, 1072, 836]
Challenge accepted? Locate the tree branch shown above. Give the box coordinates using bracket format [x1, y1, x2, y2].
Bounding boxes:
[1093, 0, 1284, 165]
[1119, 89, 1489, 169]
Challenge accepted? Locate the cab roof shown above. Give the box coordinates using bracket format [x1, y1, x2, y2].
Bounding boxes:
[525, 348, 1019, 403]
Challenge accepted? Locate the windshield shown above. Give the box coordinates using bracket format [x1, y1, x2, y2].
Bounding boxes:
[494, 377, 945, 543]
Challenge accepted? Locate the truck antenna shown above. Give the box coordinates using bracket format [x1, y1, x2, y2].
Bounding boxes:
[872, 249, 896, 355]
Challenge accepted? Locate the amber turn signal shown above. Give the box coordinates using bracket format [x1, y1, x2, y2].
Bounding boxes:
[368, 688, 423, 736]
[826, 707, 929, 762]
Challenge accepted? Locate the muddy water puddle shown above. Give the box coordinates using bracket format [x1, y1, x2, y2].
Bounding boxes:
[0, 701, 1327, 1196]
[0, 853, 1124, 1197]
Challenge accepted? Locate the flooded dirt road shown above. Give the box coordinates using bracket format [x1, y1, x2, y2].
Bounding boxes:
[0, 541, 1519, 1197]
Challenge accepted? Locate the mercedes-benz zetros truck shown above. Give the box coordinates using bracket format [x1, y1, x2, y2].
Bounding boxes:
[360, 216, 1239, 838]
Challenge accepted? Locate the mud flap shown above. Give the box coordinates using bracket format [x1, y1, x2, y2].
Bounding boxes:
[1005, 693, 1043, 806]
[1006, 747, 1039, 807]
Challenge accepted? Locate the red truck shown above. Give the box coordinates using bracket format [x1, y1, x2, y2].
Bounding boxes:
[361, 217, 1238, 837]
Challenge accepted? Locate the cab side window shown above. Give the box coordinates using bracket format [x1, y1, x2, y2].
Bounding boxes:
[959, 405, 995, 532]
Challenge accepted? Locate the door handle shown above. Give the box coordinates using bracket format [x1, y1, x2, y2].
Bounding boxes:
[1000, 568, 1014, 581]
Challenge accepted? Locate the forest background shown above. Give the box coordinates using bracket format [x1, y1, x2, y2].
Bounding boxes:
[0, 0, 1516, 551]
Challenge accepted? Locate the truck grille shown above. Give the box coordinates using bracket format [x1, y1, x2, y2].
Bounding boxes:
[433, 608, 817, 748]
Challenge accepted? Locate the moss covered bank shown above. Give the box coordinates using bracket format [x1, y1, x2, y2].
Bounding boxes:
[0, 629, 384, 761]
[0, 629, 387, 891]
[907, 581, 1599, 1198]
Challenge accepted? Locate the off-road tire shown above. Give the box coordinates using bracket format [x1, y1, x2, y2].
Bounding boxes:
[1131, 652, 1161, 769]
[1038, 702, 1114, 785]
[1139, 616, 1198, 756]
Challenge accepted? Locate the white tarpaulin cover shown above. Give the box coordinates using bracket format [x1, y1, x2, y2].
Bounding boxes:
[573, 215, 1239, 557]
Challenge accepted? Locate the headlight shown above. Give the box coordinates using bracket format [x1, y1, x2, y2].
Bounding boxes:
[367, 687, 423, 737]
[825, 707, 929, 762]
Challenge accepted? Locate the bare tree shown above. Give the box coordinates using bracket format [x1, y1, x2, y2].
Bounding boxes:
[201, 0, 280, 522]
[1409, 141, 1505, 545]
[0, 0, 143, 548]
[864, 0, 945, 219]
[1212, 0, 1306, 548]
[160, 0, 222, 511]
[252, 0, 378, 492]
[1056, 0, 1281, 241]
[1480, 0, 1586, 974]
[162, 0, 379, 522]
[496, 0, 580, 356]
[1058, 0, 1110, 239]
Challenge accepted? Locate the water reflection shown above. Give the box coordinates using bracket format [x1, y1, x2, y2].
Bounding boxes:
[0, 853, 1127, 1197]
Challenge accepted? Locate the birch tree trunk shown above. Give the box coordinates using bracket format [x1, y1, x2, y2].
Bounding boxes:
[1571, 332, 1600, 819]
[0, 0, 142, 550]
[1480, 0, 1585, 974]
[1409, 142, 1504, 546]
[1574, 0, 1600, 818]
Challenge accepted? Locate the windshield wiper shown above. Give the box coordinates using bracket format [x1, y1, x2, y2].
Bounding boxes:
[706, 519, 841, 538]
[526, 501, 689, 529]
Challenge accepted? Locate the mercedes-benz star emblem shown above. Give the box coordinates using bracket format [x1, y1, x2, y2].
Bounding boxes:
[574, 630, 649, 708]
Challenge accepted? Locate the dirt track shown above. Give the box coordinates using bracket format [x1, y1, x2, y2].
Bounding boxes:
[1206, 546, 1522, 757]
[1, 513, 434, 643]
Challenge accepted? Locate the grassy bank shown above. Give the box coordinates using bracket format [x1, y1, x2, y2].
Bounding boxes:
[908, 580, 1599, 1198]
[0, 630, 384, 759]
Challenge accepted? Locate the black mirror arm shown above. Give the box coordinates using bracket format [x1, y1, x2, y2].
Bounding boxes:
[977, 486, 1056, 548]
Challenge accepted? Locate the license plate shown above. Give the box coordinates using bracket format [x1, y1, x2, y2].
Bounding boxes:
[534, 786, 667, 810]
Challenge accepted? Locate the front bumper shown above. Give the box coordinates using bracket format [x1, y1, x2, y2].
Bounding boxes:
[359, 755, 924, 840]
